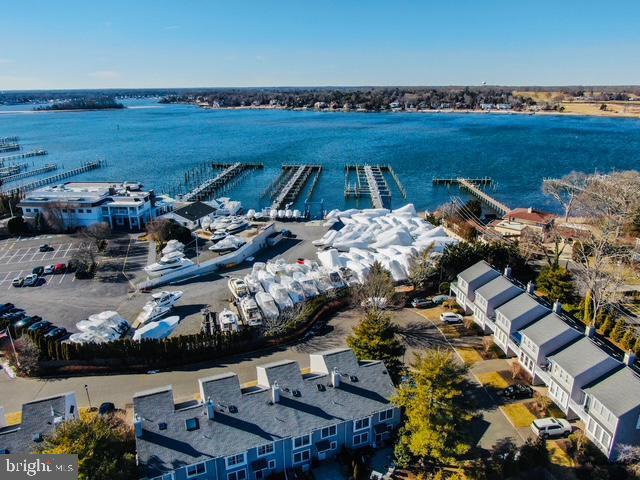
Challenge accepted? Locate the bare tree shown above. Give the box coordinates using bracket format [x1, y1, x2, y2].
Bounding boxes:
[263, 303, 306, 337]
[81, 222, 111, 250]
[353, 261, 398, 314]
[145, 219, 170, 250]
[519, 225, 566, 268]
[72, 241, 98, 268]
[41, 201, 67, 233]
[617, 444, 640, 476]
[408, 244, 436, 291]
[542, 171, 588, 222]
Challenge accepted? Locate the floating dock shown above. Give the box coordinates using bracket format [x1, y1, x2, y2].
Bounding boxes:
[181, 162, 262, 202]
[344, 164, 405, 209]
[0, 136, 19, 144]
[1, 160, 104, 195]
[0, 163, 28, 177]
[433, 177, 509, 215]
[269, 164, 322, 210]
[0, 143, 20, 153]
[0, 164, 57, 185]
[0, 149, 47, 166]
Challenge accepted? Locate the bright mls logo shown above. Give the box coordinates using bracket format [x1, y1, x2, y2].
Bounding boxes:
[1, 454, 77, 480]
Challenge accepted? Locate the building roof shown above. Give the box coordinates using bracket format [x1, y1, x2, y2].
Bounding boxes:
[495, 293, 550, 322]
[0, 393, 72, 454]
[548, 337, 620, 379]
[170, 201, 216, 222]
[520, 312, 581, 347]
[504, 208, 556, 225]
[457, 260, 500, 285]
[475, 275, 523, 303]
[584, 366, 640, 417]
[133, 349, 396, 477]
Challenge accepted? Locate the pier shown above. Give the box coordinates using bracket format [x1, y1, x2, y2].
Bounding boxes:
[181, 162, 262, 202]
[1, 160, 104, 195]
[0, 143, 20, 153]
[269, 164, 322, 210]
[456, 178, 509, 215]
[0, 149, 47, 166]
[0, 164, 57, 185]
[0, 163, 28, 178]
[0, 136, 19, 144]
[432, 177, 493, 186]
[344, 164, 397, 209]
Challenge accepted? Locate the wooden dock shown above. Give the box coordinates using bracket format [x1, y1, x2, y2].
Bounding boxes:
[432, 177, 493, 186]
[344, 164, 394, 209]
[0, 164, 57, 185]
[457, 178, 509, 215]
[0, 163, 28, 177]
[0, 149, 47, 166]
[270, 164, 322, 210]
[0, 143, 20, 153]
[0, 136, 19, 144]
[1, 160, 104, 195]
[181, 162, 262, 202]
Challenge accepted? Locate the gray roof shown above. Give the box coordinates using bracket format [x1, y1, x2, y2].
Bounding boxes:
[548, 337, 620, 378]
[584, 366, 640, 417]
[520, 312, 580, 347]
[458, 260, 500, 285]
[171, 201, 216, 222]
[475, 275, 522, 303]
[0, 394, 71, 453]
[133, 349, 396, 477]
[495, 293, 550, 322]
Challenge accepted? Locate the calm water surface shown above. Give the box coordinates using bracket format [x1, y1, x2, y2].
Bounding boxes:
[1, 100, 639, 214]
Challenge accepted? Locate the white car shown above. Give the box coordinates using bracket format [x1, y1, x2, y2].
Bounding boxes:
[44, 264, 55, 274]
[531, 417, 572, 439]
[440, 312, 463, 324]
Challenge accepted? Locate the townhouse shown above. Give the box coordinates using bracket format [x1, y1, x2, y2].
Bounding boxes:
[133, 348, 401, 480]
[470, 271, 522, 332]
[450, 260, 500, 314]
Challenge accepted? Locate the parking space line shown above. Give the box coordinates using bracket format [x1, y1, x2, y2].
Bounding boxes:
[0, 271, 12, 284]
[59, 271, 67, 284]
[6, 248, 24, 264]
[64, 243, 73, 258]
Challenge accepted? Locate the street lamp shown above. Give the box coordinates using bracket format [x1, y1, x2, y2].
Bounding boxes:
[84, 384, 92, 410]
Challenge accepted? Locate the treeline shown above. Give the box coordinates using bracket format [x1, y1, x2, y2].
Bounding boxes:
[34, 96, 124, 111]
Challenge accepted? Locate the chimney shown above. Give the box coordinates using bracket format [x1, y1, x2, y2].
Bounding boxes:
[624, 350, 636, 366]
[527, 207, 533, 214]
[206, 397, 215, 420]
[134, 414, 143, 438]
[552, 301, 562, 314]
[503, 266, 512, 278]
[331, 368, 341, 388]
[271, 382, 281, 403]
[585, 325, 595, 338]
[526, 281, 535, 295]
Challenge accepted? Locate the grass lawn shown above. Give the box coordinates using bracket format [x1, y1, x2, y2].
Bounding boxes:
[5, 411, 21, 426]
[456, 347, 483, 365]
[476, 371, 510, 389]
[500, 402, 537, 428]
[548, 441, 575, 468]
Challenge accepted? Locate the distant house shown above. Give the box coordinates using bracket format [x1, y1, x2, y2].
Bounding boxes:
[161, 201, 217, 230]
[496, 103, 512, 110]
[490, 207, 556, 240]
[0, 392, 78, 454]
[480, 103, 495, 111]
[133, 348, 400, 480]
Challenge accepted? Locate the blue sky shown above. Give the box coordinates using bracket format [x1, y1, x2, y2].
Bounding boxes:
[1, 0, 639, 90]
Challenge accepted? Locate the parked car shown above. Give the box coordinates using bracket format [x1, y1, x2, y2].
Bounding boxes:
[44, 327, 67, 340]
[98, 402, 116, 415]
[0, 303, 15, 315]
[32, 266, 45, 276]
[12, 276, 24, 287]
[0, 307, 22, 319]
[27, 320, 52, 334]
[497, 383, 534, 400]
[440, 312, 463, 324]
[44, 264, 55, 274]
[39, 244, 53, 252]
[431, 295, 452, 305]
[411, 297, 436, 309]
[531, 418, 572, 439]
[13, 316, 40, 330]
[23, 274, 39, 286]
[53, 263, 66, 274]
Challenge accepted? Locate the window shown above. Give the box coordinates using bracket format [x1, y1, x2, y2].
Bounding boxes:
[25, 208, 31, 212]
[293, 449, 310, 464]
[151, 474, 174, 480]
[186, 462, 206, 478]
[86, 208, 92, 213]
[227, 470, 246, 480]
[353, 417, 370, 431]
[257, 443, 274, 457]
[77, 209, 84, 213]
[293, 434, 311, 449]
[320, 425, 337, 438]
[379, 409, 394, 422]
[225, 453, 246, 468]
[353, 432, 369, 446]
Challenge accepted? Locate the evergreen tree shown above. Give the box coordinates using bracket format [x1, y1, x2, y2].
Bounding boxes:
[599, 314, 615, 336]
[392, 350, 474, 466]
[621, 331, 636, 351]
[536, 266, 578, 307]
[583, 290, 593, 325]
[611, 319, 627, 343]
[347, 310, 405, 381]
[633, 336, 640, 356]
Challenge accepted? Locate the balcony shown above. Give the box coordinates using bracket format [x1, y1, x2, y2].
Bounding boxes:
[484, 317, 496, 332]
[535, 367, 551, 386]
[568, 398, 589, 422]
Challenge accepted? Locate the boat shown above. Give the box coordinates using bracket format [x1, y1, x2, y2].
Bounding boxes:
[257, 270, 277, 290]
[285, 209, 293, 219]
[210, 230, 227, 242]
[228, 278, 249, 299]
[328, 271, 346, 289]
[239, 297, 263, 326]
[255, 292, 279, 321]
[162, 240, 185, 255]
[277, 210, 285, 219]
[266, 258, 288, 276]
[246, 209, 256, 220]
[208, 235, 246, 252]
[268, 283, 294, 310]
[243, 274, 262, 293]
[133, 290, 183, 327]
[293, 209, 301, 220]
[309, 271, 333, 293]
[279, 277, 306, 303]
[270, 209, 277, 220]
[218, 308, 240, 333]
[338, 266, 360, 287]
[133, 316, 180, 341]
[144, 253, 194, 276]
[226, 219, 248, 234]
[298, 276, 320, 298]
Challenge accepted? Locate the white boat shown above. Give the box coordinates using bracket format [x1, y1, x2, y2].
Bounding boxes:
[279, 277, 306, 303]
[239, 297, 263, 326]
[246, 209, 256, 220]
[226, 218, 249, 234]
[228, 278, 249, 299]
[133, 316, 180, 341]
[299, 276, 320, 297]
[266, 258, 288, 276]
[268, 283, 294, 310]
[218, 308, 240, 333]
[309, 272, 333, 293]
[328, 271, 346, 289]
[134, 290, 183, 326]
[285, 209, 293, 219]
[162, 240, 185, 255]
[277, 210, 285, 219]
[144, 254, 194, 277]
[270, 209, 278, 220]
[208, 235, 246, 252]
[72, 311, 129, 343]
[255, 292, 279, 321]
[338, 267, 360, 287]
[293, 209, 301, 220]
[257, 270, 277, 290]
[243, 274, 262, 293]
[211, 230, 227, 242]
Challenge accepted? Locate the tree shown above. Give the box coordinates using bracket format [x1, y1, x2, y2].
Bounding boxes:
[39, 411, 137, 480]
[621, 330, 636, 350]
[408, 244, 436, 291]
[347, 310, 405, 381]
[517, 437, 550, 471]
[146, 218, 192, 252]
[353, 261, 398, 313]
[81, 222, 111, 251]
[610, 319, 627, 343]
[72, 241, 97, 270]
[8, 336, 40, 376]
[599, 314, 615, 336]
[7, 215, 28, 235]
[542, 171, 588, 221]
[392, 350, 474, 466]
[41, 201, 67, 233]
[536, 266, 578, 307]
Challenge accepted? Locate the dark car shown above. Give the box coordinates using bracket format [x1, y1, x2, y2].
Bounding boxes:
[39, 244, 54, 252]
[2, 311, 25, 323]
[411, 297, 436, 309]
[0, 307, 23, 319]
[44, 327, 67, 340]
[98, 402, 116, 415]
[497, 383, 534, 400]
[13, 316, 40, 330]
[0, 303, 15, 315]
[32, 266, 45, 276]
[27, 320, 52, 334]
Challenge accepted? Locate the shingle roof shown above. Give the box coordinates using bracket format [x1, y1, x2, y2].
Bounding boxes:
[0, 394, 71, 454]
[495, 293, 550, 322]
[171, 201, 216, 222]
[133, 349, 396, 477]
[475, 276, 522, 303]
[458, 260, 500, 285]
[520, 312, 581, 347]
[584, 366, 640, 417]
[548, 337, 620, 379]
